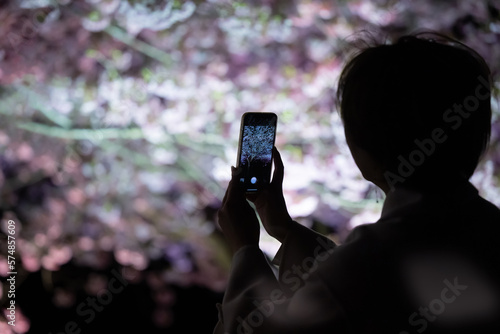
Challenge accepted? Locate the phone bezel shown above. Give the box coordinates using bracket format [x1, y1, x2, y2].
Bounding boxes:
[236, 112, 278, 192]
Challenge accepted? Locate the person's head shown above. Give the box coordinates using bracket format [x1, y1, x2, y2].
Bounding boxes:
[336, 32, 492, 193]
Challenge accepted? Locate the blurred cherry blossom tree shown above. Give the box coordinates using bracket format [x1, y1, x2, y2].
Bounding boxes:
[241, 125, 274, 167]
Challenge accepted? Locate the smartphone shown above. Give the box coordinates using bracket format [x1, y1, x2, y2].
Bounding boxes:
[236, 112, 278, 192]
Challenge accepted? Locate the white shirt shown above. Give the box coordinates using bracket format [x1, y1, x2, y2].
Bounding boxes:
[214, 180, 500, 333]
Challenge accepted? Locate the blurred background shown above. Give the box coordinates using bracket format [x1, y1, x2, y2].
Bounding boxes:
[0, 0, 499, 333]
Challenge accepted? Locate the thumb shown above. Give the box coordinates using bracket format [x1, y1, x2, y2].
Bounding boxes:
[231, 166, 243, 178]
[271, 146, 284, 188]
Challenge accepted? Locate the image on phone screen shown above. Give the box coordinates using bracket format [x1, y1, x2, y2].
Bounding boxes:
[237, 113, 277, 192]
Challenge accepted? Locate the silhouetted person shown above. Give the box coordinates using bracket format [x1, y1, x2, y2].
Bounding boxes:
[215, 32, 500, 334]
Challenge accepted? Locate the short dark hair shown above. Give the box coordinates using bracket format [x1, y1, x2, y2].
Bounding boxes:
[337, 32, 492, 185]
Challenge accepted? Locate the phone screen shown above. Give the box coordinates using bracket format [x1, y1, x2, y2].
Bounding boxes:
[237, 112, 277, 192]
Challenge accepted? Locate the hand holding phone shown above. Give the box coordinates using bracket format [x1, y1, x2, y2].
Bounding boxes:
[247, 146, 295, 242]
[236, 112, 277, 193]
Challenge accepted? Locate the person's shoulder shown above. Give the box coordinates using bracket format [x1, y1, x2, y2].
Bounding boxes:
[323, 222, 387, 267]
[342, 216, 403, 246]
[473, 194, 500, 218]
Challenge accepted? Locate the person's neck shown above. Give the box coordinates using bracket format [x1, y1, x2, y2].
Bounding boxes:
[395, 174, 470, 194]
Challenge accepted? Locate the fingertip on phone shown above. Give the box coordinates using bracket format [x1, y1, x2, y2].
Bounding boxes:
[231, 166, 242, 176]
